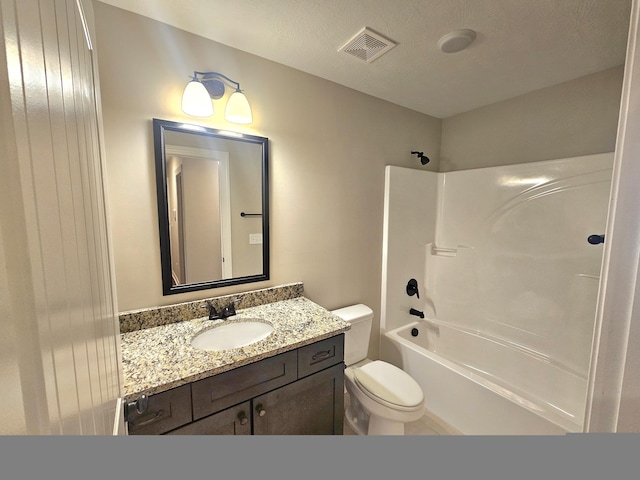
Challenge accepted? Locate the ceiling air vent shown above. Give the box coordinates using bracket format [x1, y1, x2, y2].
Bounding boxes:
[339, 27, 396, 63]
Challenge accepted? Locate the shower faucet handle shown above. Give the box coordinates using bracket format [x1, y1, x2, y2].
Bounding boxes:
[406, 279, 420, 298]
[587, 234, 605, 245]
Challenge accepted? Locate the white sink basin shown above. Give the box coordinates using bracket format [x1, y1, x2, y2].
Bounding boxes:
[191, 320, 274, 351]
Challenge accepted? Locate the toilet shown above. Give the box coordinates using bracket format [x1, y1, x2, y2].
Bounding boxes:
[331, 304, 425, 435]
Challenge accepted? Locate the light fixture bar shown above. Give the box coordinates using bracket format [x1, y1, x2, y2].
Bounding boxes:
[193, 71, 241, 92]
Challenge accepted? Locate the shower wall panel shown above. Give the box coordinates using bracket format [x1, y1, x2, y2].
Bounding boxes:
[429, 153, 614, 375]
[381, 166, 438, 333]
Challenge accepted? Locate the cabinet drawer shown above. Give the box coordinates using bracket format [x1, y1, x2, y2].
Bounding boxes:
[192, 350, 297, 420]
[166, 401, 251, 435]
[297, 334, 344, 378]
[127, 384, 192, 435]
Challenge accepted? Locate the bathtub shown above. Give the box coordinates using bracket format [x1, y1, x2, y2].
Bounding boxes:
[382, 319, 586, 434]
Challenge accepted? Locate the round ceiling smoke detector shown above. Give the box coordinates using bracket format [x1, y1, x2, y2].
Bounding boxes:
[437, 29, 476, 53]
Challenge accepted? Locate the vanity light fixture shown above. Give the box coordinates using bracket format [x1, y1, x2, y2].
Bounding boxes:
[181, 71, 253, 124]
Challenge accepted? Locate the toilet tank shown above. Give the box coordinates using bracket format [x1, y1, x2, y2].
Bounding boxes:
[330, 304, 373, 366]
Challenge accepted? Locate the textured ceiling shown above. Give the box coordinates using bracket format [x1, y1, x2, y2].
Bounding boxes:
[96, 0, 632, 119]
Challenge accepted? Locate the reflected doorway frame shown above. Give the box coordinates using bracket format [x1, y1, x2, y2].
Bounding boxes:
[165, 145, 233, 280]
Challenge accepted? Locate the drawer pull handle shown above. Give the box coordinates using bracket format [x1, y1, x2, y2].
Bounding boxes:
[255, 404, 266, 417]
[237, 411, 248, 425]
[125, 394, 149, 416]
[311, 350, 332, 361]
[129, 409, 164, 427]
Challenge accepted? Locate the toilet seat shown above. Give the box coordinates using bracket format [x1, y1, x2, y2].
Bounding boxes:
[352, 360, 424, 411]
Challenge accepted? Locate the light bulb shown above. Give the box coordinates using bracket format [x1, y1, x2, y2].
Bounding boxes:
[225, 90, 252, 124]
[181, 80, 213, 117]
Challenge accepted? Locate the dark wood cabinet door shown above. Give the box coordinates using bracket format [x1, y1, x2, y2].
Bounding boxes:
[253, 363, 344, 435]
[166, 401, 251, 435]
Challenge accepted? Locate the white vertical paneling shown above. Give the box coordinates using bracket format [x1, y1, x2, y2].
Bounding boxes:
[0, 0, 121, 434]
[71, 0, 122, 431]
[584, 0, 640, 433]
[66, 0, 104, 433]
[0, 216, 28, 434]
[2, 0, 61, 435]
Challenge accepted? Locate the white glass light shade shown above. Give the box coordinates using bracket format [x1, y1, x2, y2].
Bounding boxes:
[225, 90, 253, 124]
[181, 80, 213, 117]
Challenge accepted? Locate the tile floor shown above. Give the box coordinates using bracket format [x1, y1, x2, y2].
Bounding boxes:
[342, 392, 461, 435]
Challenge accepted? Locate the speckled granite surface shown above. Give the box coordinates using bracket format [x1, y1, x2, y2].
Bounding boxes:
[120, 296, 350, 401]
[119, 283, 304, 333]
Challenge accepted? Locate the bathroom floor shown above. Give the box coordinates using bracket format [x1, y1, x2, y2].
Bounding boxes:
[342, 392, 461, 435]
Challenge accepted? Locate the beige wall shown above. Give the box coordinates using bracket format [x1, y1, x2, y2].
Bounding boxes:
[94, 3, 441, 358]
[227, 141, 264, 278]
[440, 65, 624, 171]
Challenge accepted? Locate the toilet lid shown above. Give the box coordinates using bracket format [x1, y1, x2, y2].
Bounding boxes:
[353, 360, 424, 408]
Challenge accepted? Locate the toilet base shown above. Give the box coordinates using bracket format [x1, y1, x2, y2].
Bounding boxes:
[345, 391, 409, 435]
[368, 416, 406, 435]
[344, 404, 367, 435]
[345, 404, 407, 435]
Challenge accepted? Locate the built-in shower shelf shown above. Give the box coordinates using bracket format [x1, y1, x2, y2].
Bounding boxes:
[429, 245, 472, 257]
[430, 246, 457, 257]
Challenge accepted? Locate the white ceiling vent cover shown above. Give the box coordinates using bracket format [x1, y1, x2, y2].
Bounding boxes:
[339, 27, 396, 63]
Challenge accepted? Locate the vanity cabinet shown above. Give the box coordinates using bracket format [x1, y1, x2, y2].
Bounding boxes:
[126, 334, 345, 435]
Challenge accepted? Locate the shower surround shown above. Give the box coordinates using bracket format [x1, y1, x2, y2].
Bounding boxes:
[380, 153, 613, 434]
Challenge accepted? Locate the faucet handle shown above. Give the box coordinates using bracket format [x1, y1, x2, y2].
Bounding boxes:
[200, 301, 220, 320]
[227, 296, 242, 312]
[223, 301, 237, 317]
[406, 278, 420, 299]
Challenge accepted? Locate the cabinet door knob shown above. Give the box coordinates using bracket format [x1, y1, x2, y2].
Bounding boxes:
[255, 404, 266, 417]
[237, 411, 248, 425]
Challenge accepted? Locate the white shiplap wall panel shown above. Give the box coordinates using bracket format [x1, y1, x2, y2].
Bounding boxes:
[0, 0, 121, 434]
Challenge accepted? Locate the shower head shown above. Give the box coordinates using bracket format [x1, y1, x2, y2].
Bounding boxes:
[411, 151, 430, 165]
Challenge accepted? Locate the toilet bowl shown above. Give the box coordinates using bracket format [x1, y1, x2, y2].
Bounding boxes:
[331, 304, 425, 435]
[344, 360, 425, 435]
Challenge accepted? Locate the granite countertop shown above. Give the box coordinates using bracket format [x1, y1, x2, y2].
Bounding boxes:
[120, 296, 350, 401]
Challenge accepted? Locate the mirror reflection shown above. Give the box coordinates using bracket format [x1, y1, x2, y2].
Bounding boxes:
[153, 118, 269, 295]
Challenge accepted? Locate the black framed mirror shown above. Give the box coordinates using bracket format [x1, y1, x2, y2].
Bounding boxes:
[153, 118, 269, 295]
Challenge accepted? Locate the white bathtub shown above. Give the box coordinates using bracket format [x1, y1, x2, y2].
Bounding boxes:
[382, 320, 586, 434]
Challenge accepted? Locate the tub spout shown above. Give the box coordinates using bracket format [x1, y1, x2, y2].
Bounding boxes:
[409, 308, 425, 319]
